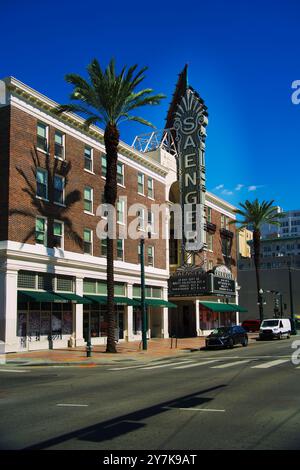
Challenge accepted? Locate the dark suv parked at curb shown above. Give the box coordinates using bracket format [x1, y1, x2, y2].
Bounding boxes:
[206, 326, 248, 349]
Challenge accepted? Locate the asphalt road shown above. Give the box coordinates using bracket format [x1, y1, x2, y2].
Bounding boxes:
[1, 336, 300, 450]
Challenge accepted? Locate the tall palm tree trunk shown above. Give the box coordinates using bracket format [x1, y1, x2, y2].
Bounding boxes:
[253, 229, 263, 321]
[104, 123, 119, 353]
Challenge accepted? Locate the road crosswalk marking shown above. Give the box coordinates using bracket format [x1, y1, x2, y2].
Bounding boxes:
[173, 360, 219, 369]
[211, 360, 252, 369]
[140, 360, 194, 370]
[108, 360, 190, 371]
[251, 359, 290, 369]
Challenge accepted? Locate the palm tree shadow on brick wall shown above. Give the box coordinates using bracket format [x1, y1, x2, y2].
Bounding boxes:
[9, 146, 83, 253]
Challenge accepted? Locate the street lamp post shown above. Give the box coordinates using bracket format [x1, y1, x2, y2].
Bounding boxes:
[258, 288, 264, 322]
[288, 265, 297, 335]
[86, 312, 92, 357]
[140, 237, 147, 350]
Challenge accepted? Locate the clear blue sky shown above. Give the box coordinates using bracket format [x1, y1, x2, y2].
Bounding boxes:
[1, 0, 299, 210]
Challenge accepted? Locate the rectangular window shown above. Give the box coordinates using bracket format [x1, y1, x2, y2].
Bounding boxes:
[35, 217, 47, 245]
[53, 221, 64, 249]
[54, 131, 65, 159]
[206, 206, 212, 223]
[56, 275, 74, 292]
[147, 210, 155, 234]
[147, 246, 154, 266]
[101, 154, 107, 177]
[18, 271, 36, 289]
[117, 199, 125, 224]
[207, 233, 213, 251]
[84, 187, 93, 213]
[37, 122, 48, 152]
[137, 208, 145, 231]
[36, 168, 48, 199]
[208, 260, 213, 270]
[54, 175, 65, 205]
[221, 214, 225, 229]
[101, 238, 107, 257]
[84, 146, 93, 172]
[138, 245, 142, 264]
[84, 229, 93, 254]
[117, 239, 124, 260]
[148, 177, 154, 198]
[138, 172, 144, 195]
[117, 162, 124, 185]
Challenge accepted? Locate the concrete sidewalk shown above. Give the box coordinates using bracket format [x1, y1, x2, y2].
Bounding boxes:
[2, 334, 259, 367]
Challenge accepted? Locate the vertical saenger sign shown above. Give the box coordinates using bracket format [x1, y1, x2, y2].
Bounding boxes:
[173, 88, 208, 261]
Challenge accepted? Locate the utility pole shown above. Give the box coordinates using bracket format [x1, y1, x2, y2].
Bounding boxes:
[140, 237, 147, 350]
[288, 265, 297, 335]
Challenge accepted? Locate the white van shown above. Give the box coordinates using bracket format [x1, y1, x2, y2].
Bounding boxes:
[259, 318, 291, 340]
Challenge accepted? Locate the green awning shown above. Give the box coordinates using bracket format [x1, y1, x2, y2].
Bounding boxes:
[56, 293, 90, 304]
[199, 301, 247, 313]
[83, 295, 139, 306]
[134, 298, 177, 308]
[18, 291, 64, 303]
[18, 291, 90, 304]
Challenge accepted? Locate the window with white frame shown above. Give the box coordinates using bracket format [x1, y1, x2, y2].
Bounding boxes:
[207, 233, 213, 251]
[101, 154, 107, 177]
[36, 168, 48, 199]
[148, 177, 154, 198]
[37, 122, 48, 152]
[54, 175, 65, 205]
[84, 146, 93, 172]
[84, 187, 93, 213]
[208, 260, 213, 271]
[206, 206, 212, 223]
[100, 238, 107, 257]
[84, 229, 93, 254]
[137, 208, 145, 231]
[54, 131, 65, 159]
[117, 239, 124, 260]
[138, 172, 145, 195]
[147, 246, 154, 266]
[35, 217, 47, 245]
[117, 199, 125, 224]
[147, 210, 155, 235]
[53, 221, 64, 249]
[117, 162, 124, 185]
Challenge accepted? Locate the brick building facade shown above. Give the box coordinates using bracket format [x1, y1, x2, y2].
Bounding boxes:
[0, 75, 239, 352]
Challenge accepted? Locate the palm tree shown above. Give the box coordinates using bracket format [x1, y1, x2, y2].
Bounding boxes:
[233, 199, 283, 321]
[54, 58, 165, 353]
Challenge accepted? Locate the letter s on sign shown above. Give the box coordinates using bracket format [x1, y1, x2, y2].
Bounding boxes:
[291, 340, 300, 365]
[291, 80, 300, 104]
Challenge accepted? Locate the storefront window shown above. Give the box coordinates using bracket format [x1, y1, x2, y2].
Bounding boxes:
[62, 311, 72, 335]
[52, 312, 62, 337]
[40, 312, 50, 336]
[91, 312, 100, 337]
[133, 307, 142, 334]
[29, 312, 40, 340]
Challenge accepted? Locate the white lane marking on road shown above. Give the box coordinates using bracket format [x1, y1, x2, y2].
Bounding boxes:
[56, 404, 88, 407]
[211, 360, 251, 369]
[173, 360, 220, 369]
[140, 360, 194, 370]
[251, 359, 290, 369]
[108, 360, 188, 371]
[0, 369, 29, 373]
[179, 408, 226, 413]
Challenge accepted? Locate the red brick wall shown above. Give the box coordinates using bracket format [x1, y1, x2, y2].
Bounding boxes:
[7, 106, 167, 269]
[205, 208, 237, 278]
[0, 106, 10, 241]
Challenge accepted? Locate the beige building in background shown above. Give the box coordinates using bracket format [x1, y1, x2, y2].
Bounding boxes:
[238, 228, 253, 258]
